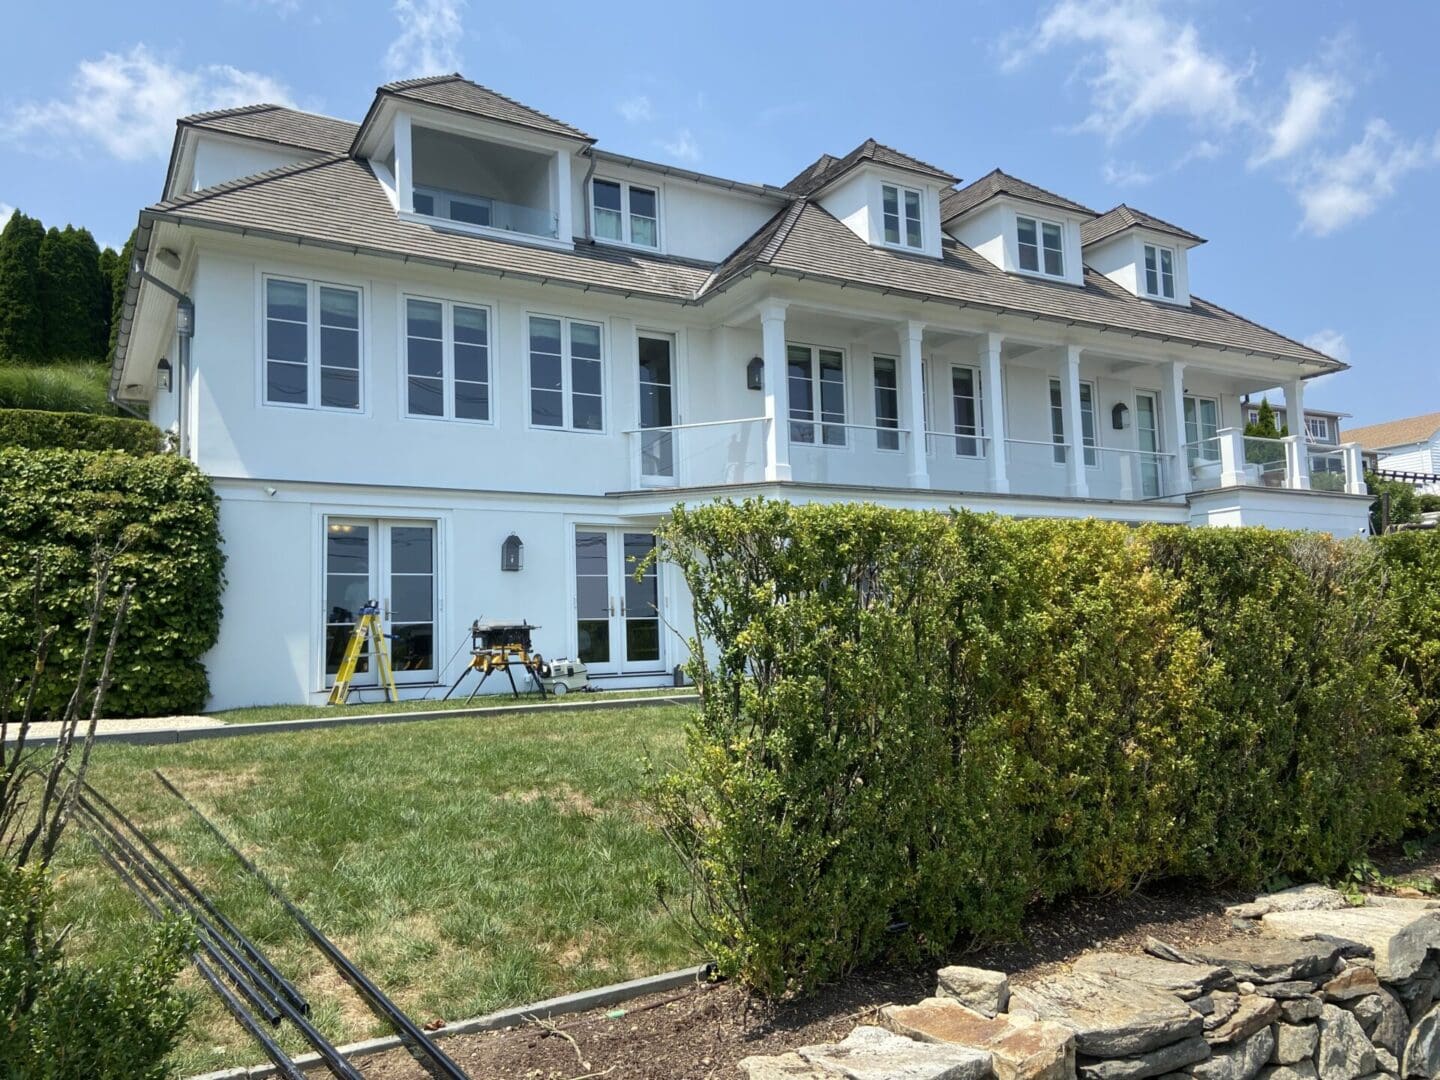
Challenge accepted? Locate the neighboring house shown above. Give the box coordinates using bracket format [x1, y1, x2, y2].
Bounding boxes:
[1242, 398, 1348, 445]
[110, 75, 1372, 710]
[1343, 412, 1440, 493]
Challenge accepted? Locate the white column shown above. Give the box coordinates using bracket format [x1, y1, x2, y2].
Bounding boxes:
[1343, 444, 1367, 495]
[1219, 428, 1248, 487]
[393, 111, 414, 214]
[1060, 345, 1088, 498]
[981, 332, 1008, 493]
[1286, 377, 1311, 489]
[554, 151, 573, 243]
[901, 320, 929, 488]
[1161, 360, 1189, 495]
[760, 301, 791, 482]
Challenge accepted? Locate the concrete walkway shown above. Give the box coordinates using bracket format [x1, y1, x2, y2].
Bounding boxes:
[5, 715, 225, 743]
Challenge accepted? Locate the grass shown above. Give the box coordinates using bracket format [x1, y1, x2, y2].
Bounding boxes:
[208, 686, 698, 725]
[51, 701, 697, 1075]
[0, 360, 116, 414]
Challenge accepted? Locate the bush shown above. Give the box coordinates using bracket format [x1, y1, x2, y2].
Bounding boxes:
[0, 448, 224, 717]
[0, 364, 117, 416]
[0, 863, 192, 1078]
[652, 501, 1418, 995]
[0, 407, 160, 454]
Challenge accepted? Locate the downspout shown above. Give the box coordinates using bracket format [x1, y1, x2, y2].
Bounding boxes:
[580, 148, 597, 242]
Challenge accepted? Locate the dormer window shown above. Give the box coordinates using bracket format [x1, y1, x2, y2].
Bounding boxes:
[1018, 216, 1064, 277]
[882, 184, 923, 250]
[1143, 244, 1176, 299]
[592, 178, 659, 249]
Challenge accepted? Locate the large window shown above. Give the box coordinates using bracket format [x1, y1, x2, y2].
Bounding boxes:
[872, 356, 899, 450]
[882, 184, 923, 250]
[592, 179, 659, 249]
[1018, 216, 1064, 277]
[263, 276, 361, 410]
[1305, 415, 1332, 442]
[951, 366, 984, 457]
[788, 344, 846, 445]
[528, 315, 604, 431]
[404, 297, 491, 422]
[1143, 244, 1176, 299]
[1184, 395, 1220, 464]
[1049, 378, 1098, 466]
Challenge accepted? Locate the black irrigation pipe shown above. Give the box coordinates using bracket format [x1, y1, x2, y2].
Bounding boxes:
[155, 768, 472, 1080]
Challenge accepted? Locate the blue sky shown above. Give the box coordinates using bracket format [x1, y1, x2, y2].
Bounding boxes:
[2, 0, 1436, 426]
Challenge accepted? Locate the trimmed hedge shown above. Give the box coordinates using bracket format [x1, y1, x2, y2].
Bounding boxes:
[0, 406, 162, 454]
[0, 448, 223, 717]
[1376, 530, 1440, 828]
[651, 501, 1429, 996]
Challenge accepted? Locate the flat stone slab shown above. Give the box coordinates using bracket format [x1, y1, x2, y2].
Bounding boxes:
[1226, 885, 1351, 920]
[1147, 935, 1340, 984]
[884, 999, 1073, 1080]
[1073, 952, 1237, 1000]
[1077, 1035, 1210, 1080]
[797, 1025, 993, 1080]
[1317, 1003, 1378, 1080]
[1262, 906, 1440, 982]
[1324, 966, 1382, 1002]
[1010, 972, 1201, 1058]
[935, 966, 1010, 1018]
[1205, 994, 1280, 1046]
[740, 1051, 841, 1079]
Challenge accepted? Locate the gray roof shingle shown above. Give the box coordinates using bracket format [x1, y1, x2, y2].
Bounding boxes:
[179, 104, 358, 155]
[784, 139, 957, 195]
[942, 168, 1098, 221]
[1082, 204, 1206, 247]
[375, 74, 592, 142]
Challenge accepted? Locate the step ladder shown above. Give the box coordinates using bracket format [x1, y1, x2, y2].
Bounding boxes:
[327, 601, 398, 705]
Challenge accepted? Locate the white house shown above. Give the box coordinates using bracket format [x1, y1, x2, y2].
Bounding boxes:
[110, 75, 1372, 710]
[1344, 412, 1440, 493]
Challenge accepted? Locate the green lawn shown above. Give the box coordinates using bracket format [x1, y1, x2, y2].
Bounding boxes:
[52, 701, 697, 1075]
[208, 685, 698, 724]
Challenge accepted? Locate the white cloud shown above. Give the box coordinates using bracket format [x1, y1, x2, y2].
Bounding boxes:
[1297, 120, 1440, 235]
[1001, 0, 1251, 140]
[0, 45, 292, 161]
[1304, 329, 1351, 363]
[1102, 161, 1153, 187]
[659, 129, 700, 163]
[1252, 68, 1351, 167]
[617, 95, 652, 124]
[384, 0, 465, 80]
[0, 204, 13, 229]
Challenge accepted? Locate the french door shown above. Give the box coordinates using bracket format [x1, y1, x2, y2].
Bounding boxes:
[1135, 392, 1162, 498]
[637, 332, 675, 482]
[324, 519, 437, 686]
[573, 529, 662, 675]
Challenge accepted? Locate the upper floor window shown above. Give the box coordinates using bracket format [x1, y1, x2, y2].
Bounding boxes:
[1018, 216, 1064, 277]
[1049, 378, 1097, 466]
[592, 179, 659, 249]
[1305, 415, 1332, 443]
[882, 185, 923, 250]
[404, 297, 491, 422]
[413, 185, 493, 227]
[1143, 244, 1176, 299]
[263, 276, 361, 410]
[788, 344, 846, 445]
[528, 315, 604, 431]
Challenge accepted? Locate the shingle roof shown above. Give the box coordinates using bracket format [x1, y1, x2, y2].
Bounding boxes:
[179, 104, 358, 155]
[1341, 412, 1440, 451]
[701, 200, 1339, 368]
[783, 139, 956, 195]
[375, 74, 592, 142]
[1082, 204, 1206, 247]
[942, 168, 1098, 221]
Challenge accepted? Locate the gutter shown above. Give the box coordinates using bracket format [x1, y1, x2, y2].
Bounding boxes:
[108, 215, 158, 405]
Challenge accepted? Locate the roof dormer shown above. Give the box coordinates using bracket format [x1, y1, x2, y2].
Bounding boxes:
[941, 169, 1097, 287]
[1081, 205, 1205, 306]
[786, 140, 956, 260]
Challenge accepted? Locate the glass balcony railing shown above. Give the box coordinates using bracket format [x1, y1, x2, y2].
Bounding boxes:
[412, 185, 558, 239]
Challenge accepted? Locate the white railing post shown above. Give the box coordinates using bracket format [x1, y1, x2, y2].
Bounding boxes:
[981, 332, 1008, 493]
[759, 301, 791, 482]
[1283, 435, 1311, 490]
[1286, 377, 1311, 489]
[901, 320, 929, 488]
[1060, 345, 1088, 497]
[1343, 443, 1367, 495]
[1219, 428, 1248, 487]
[1161, 360, 1190, 495]
[627, 430, 642, 489]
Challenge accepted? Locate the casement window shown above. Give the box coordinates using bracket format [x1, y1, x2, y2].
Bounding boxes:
[1049, 378, 1098, 466]
[263, 276, 361, 410]
[882, 184, 923, 250]
[412, 185, 492, 227]
[872, 356, 900, 450]
[592, 179, 659, 249]
[1304, 416, 1331, 442]
[1018, 216, 1064, 277]
[951, 366, 984, 457]
[528, 315, 603, 431]
[788, 344, 846, 445]
[404, 297, 491, 422]
[1143, 244, 1176, 299]
[1184, 395, 1220, 463]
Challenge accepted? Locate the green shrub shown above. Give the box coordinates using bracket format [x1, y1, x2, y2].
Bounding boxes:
[0, 363, 116, 415]
[0, 407, 161, 454]
[0, 448, 224, 717]
[652, 501, 1416, 995]
[0, 863, 192, 1078]
[1377, 530, 1440, 829]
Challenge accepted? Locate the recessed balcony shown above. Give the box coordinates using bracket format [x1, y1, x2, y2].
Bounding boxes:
[402, 123, 560, 242]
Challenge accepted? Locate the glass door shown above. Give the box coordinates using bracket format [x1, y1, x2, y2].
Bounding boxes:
[637, 333, 675, 482]
[1135, 392, 1162, 498]
[324, 519, 436, 688]
[325, 520, 375, 684]
[574, 528, 663, 675]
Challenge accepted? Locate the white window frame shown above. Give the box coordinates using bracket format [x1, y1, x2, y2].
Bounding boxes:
[881, 183, 924, 251]
[1143, 243, 1177, 300]
[787, 342, 848, 447]
[525, 313, 607, 433]
[401, 294, 495, 426]
[1048, 378, 1099, 467]
[1017, 215, 1065, 278]
[872, 355, 901, 452]
[949, 364, 985, 458]
[260, 274, 365, 413]
[1304, 415, 1331, 443]
[591, 177, 661, 250]
[1184, 395, 1221, 464]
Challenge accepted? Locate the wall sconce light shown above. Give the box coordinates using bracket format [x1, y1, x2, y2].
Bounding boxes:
[501, 533, 524, 572]
[1112, 402, 1131, 430]
[157, 358, 173, 393]
[746, 356, 764, 391]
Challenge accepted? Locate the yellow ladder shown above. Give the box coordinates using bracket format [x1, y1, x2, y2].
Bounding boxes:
[327, 601, 398, 705]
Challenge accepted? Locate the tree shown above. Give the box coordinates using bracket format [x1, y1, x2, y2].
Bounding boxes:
[38, 225, 108, 362]
[107, 228, 137, 364]
[1244, 397, 1289, 439]
[1244, 397, 1288, 473]
[1368, 472, 1421, 534]
[0, 211, 46, 363]
[97, 246, 119, 355]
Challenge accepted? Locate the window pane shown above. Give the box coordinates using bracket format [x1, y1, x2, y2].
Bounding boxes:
[593, 179, 622, 212]
[639, 384, 672, 428]
[319, 287, 359, 329]
[453, 305, 487, 345]
[266, 279, 307, 322]
[572, 355, 602, 396]
[884, 213, 901, 245]
[408, 375, 443, 416]
[570, 321, 601, 359]
[1043, 246, 1063, 276]
[904, 189, 922, 247]
[595, 207, 622, 241]
[883, 186, 899, 216]
[531, 388, 563, 426]
[530, 352, 561, 391]
[320, 327, 359, 369]
[873, 357, 899, 450]
[626, 620, 660, 663]
[629, 187, 657, 218]
[407, 299, 442, 340]
[454, 343, 487, 384]
[412, 191, 435, 216]
[320, 368, 359, 409]
[638, 337, 672, 384]
[455, 381, 489, 421]
[266, 319, 306, 363]
[449, 199, 490, 226]
[267, 360, 307, 404]
[577, 620, 610, 664]
[529, 316, 562, 356]
[390, 525, 433, 574]
[572, 393, 603, 430]
[1042, 223, 1063, 276]
[1018, 217, 1039, 272]
[407, 337, 443, 379]
[631, 216, 657, 248]
[1049, 379, 1066, 463]
[390, 576, 433, 623]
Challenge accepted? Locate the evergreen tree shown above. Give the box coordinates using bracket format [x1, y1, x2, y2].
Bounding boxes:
[0, 210, 47, 363]
[38, 226, 107, 361]
[107, 229, 137, 364]
[1244, 397, 1289, 439]
[97, 246, 119, 355]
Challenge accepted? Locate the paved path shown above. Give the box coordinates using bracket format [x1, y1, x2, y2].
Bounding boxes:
[4, 715, 225, 742]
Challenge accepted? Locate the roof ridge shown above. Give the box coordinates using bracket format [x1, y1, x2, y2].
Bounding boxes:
[384, 74, 591, 140]
[759, 199, 810, 262]
[179, 102, 282, 124]
[157, 154, 348, 210]
[379, 72, 464, 91]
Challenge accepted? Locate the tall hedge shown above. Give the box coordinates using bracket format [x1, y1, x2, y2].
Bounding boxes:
[0, 448, 224, 717]
[651, 501, 1423, 995]
[0, 408, 162, 454]
[1376, 530, 1440, 828]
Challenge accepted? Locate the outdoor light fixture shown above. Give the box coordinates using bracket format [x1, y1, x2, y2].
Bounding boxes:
[156, 358, 173, 393]
[1112, 402, 1131, 430]
[501, 533, 524, 572]
[746, 356, 764, 391]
